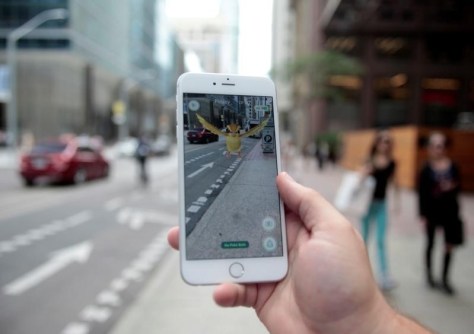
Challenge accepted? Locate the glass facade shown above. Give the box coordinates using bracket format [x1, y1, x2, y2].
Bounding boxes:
[374, 74, 410, 127]
[0, 0, 70, 49]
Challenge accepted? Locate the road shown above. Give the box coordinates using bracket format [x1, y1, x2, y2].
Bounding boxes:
[183, 137, 257, 236]
[0, 151, 178, 334]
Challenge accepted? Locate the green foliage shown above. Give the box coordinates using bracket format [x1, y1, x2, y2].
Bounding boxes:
[273, 50, 364, 100]
[316, 131, 341, 153]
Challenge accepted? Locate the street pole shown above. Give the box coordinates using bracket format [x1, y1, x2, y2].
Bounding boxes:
[118, 72, 158, 141]
[6, 8, 68, 149]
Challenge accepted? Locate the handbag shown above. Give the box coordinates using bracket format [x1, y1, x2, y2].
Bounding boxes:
[334, 171, 375, 218]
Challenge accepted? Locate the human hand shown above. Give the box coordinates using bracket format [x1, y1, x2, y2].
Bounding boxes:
[168, 172, 430, 334]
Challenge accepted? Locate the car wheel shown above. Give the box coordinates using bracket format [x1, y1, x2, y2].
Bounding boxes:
[205, 138, 209, 144]
[73, 168, 87, 184]
[24, 178, 34, 187]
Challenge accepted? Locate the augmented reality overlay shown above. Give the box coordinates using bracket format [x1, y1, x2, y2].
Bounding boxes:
[183, 93, 283, 260]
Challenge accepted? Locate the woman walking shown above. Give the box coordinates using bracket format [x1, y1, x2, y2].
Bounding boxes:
[361, 130, 398, 291]
[418, 132, 464, 295]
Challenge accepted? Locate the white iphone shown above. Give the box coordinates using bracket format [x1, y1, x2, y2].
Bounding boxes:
[176, 72, 288, 285]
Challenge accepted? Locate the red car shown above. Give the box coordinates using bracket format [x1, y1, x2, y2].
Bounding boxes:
[20, 137, 110, 186]
[187, 128, 219, 144]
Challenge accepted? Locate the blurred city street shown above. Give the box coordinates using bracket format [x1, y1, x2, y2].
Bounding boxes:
[1, 0, 474, 333]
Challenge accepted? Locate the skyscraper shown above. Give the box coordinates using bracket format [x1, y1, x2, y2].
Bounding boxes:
[0, 0, 184, 141]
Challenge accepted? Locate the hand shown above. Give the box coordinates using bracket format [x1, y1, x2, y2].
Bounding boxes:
[168, 172, 431, 334]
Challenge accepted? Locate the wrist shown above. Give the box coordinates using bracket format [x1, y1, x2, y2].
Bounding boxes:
[365, 293, 432, 334]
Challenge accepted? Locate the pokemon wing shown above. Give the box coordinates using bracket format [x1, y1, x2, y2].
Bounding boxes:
[240, 117, 270, 138]
[196, 114, 227, 137]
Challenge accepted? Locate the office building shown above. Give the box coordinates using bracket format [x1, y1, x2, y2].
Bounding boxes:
[0, 0, 184, 142]
[287, 0, 474, 148]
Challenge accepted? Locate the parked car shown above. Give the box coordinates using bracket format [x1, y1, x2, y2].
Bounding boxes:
[19, 137, 110, 186]
[115, 136, 138, 158]
[151, 134, 172, 155]
[187, 128, 219, 144]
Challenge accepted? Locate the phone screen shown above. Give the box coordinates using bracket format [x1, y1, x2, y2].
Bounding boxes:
[182, 93, 283, 261]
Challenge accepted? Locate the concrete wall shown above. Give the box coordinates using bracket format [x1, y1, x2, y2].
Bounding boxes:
[9, 51, 121, 142]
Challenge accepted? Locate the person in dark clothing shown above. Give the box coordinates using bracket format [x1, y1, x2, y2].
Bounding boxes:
[360, 130, 398, 291]
[418, 132, 464, 295]
[135, 135, 151, 184]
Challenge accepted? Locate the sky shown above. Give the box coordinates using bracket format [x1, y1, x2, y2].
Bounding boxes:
[166, 0, 274, 76]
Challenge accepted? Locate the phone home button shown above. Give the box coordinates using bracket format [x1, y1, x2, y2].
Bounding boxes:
[229, 262, 245, 279]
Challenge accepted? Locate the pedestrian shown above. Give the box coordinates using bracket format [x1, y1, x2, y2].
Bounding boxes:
[360, 130, 398, 291]
[168, 173, 432, 333]
[315, 141, 329, 171]
[418, 132, 464, 295]
[135, 135, 151, 184]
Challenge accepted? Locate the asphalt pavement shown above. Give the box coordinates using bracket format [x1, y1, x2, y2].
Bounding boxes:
[0, 148, 179, 334]
[110, 150, 474, 334]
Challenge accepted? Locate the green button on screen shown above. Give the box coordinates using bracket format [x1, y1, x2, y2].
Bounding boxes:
[221, 241, 249, 249]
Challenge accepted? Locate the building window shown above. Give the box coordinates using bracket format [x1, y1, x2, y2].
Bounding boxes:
[326, 75, 362, 130]
[425, 35, 463, 64]
[374, 74, 410, 127]
[325, 37, 360, 57]
[375, 37, 412, 60]
[422, 78, 461, 126]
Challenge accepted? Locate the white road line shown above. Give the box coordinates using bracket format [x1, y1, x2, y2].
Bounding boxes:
[1, 212, 92, 257]
[110, 278, 128, 292]
[117, 207, 133, 224]
[66, 211, 92, 227]
[187, 162, 215, 178]
[3, 242, 93, 295]
[187, 205, 200, 213]
[130, 212, 144, 230]
[80, 305, 111, 323]
[96, 290, 122, 307]
[197, 197, 207, 203]
[104, 197, 123, 211]
[204, 189, 213, 195]
[121, 268, 143, 282]
[11, 237, 30, 247]
[0, 241, 15, 253]
[61, 322, 90, 334]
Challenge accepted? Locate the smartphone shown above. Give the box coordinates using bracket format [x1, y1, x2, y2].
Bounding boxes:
[176, 73, 288, 285]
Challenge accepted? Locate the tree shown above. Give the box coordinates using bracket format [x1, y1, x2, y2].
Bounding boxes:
[273, 50, 364, 101]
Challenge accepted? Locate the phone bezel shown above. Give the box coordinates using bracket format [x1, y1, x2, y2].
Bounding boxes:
[176, 72, 288, 285]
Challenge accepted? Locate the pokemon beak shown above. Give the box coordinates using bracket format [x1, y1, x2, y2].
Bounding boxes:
[227, 124, 240, 134]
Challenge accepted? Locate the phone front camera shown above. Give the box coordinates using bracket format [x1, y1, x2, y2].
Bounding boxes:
[213, 82, 216, 85]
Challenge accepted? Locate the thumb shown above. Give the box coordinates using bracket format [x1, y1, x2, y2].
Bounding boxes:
[213, 283, 258, 308]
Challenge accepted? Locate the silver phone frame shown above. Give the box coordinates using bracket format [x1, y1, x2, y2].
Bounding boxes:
[176, 72, 288, 285]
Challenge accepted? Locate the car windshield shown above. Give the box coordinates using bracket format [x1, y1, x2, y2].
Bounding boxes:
[31, 143, 67, 154]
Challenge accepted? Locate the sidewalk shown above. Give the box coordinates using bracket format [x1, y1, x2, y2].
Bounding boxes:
[111, 154, 474, 334]
[0, 148, 18, 170]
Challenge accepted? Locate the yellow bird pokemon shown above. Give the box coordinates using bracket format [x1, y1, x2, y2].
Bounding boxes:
[196, 113, 269, 157]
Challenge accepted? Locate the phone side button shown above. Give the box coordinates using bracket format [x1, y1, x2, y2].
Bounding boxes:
[229, 262, 245, 279]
